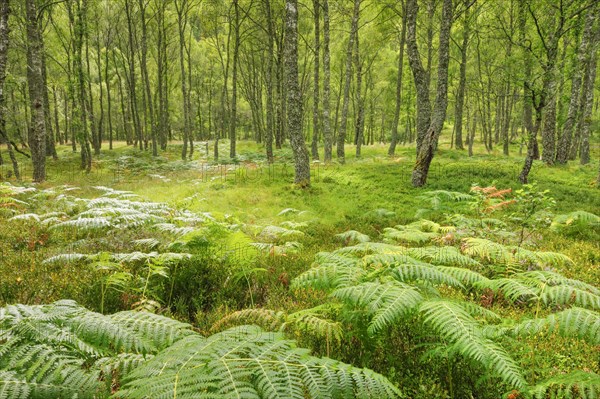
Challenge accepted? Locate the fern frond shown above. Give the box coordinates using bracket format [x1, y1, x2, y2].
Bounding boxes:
[292, 262, 366, 290]
[50, 217, 112, 231]
[259, 225, 305, 243]
[115, 326, 401, 399]
[332, 282, 423, 335]
[419, 300, 525, 388]
[475, 278, 540, 303]
[109, 311, 194, 349]
[333, 242, 406, 257]
[390, 263, 464, 288]
[526, 370, 600, 399]
[511, 307, 600, 345]
[541, 286, 600, 310]
[362, 252, 421, 268]
[383, 227, 438, 245]
[435, 266, 489, 286]
[213, 308, 286, 332]
[461, 238, 512, 264]
[335, 230, 371, 245]
[407, 246, 481, 267]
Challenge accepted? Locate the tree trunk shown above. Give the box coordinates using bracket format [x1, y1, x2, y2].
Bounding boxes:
[26, 0, 47, 182]
[579, 52, 596, 165]
[388, 3, 406, 156]
[311, 0, 320, 160]
[138, 0, 156, 156]
[229, 0, 240, 159]
[124, 0, 142, 150]
[454, 3, 470, 150]
[41, 49, 57, 160]
[0, 0, 18, 180]
[406, 0, 432, 154]
[337, 0, 360, 163]
[410, 0, 453, 187]
[354, 28, 364, 158]
[176, 0, 191, 160]
[556, 7, 596, 164]
[284, 0, 310, 187]
[264, 0, 275, 162]
[322, 0, 332, 162]
[105, 45, 113, 150]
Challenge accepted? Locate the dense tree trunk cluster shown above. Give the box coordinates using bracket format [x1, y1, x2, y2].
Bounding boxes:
[0, 0, 596, 185]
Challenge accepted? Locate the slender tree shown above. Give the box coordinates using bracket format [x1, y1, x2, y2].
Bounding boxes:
[408, 0, 453, 187]
[322, 0, 332, 162]
[0, 0, 19, 180]
[26, 0, 47, 182]
[454, 0, 471, 150]
[388, 2, 406, 157]
[284, 0, 310, 186]
[311, 0, 320, 160]
[337, 0, 360, 163]
[556, 5, 596, 164]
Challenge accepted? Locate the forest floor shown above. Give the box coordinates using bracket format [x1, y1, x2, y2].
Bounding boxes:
[0, 139, 599, 398]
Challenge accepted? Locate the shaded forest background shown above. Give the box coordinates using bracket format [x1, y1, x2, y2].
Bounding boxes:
[1, 0, 599, 186]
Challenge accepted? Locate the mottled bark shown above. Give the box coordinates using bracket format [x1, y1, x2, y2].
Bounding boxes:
[264, 0, 275, 162]
[175, 0, 191, 160]
[311, 0, 320, 160]
[556, 6, 596, 164]
[138, 0, 157, 156]
[410, 0, 453, 187]
[229, 0, 240, 159]
[354, 24, 364, 158]
[322, 0, 332, 162]
[337, 0, 360, 163]
[388, 3, 406, 156]
[0, 0, 18, 180]
[284, 0, 310, 186]
[454, 2, 470, 150]
[406, 0, 431, 153]
[124, 0, 142, 150]
[579, 53, 596, 165]
[26, 0, 47, 182]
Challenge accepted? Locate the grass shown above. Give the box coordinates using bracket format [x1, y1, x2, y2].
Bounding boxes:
[0, 138, 598, 398]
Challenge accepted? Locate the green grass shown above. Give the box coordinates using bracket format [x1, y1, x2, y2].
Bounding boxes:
[0, 139, 598, 398]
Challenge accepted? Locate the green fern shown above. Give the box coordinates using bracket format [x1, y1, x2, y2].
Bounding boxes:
[0, 302, 400, 399]
[419, 299, 526, 389]
[335, 230, 371, 245]
[331, 281, 423, 335]
[406, 246, 481, 267]
[115, 326, 402, 399]
[524, 371, 600, 399]
[461, 238, 513, 264]
[511, 307, 600, 345]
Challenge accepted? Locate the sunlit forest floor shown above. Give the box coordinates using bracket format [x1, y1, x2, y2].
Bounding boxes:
[0, 138, 598, 398]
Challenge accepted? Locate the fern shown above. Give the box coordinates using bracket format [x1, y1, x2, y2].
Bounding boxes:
[541, 286, 600, 310]
[511, 307, 600, 345]
[551, 211, 600, 238]
[406, 246, 481, 267]
[419, 299, 526, 389]
[383, 226, 438, 245]
[0, 302, 399, 398]
[115, 326, 401, 399]
[258, 225, 305, 243]
[461, 238, 513, 264]
[335, 230, 371, 245]
[333, 242, 406, 257]
[389, 263, 464, 288]
[332, 281, 423, 335]
[525, 371, 600, 399]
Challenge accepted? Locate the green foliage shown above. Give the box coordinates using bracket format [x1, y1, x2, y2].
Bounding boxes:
[551, 211, 600, 240]
[0, 302, 400, 399]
